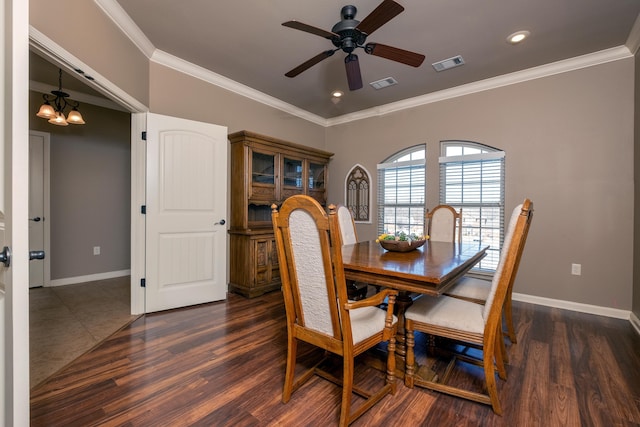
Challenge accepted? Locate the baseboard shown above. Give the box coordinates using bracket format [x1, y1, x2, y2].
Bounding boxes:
[49, 269, 131, 287]
[512, 292, 631, 320]
[630, 312, 640, 336]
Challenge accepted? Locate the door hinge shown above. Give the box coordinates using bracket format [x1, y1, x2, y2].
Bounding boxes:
[141, 131, 147, 140]
[141, 205, 146, 214]
[140, 278, 146, 288]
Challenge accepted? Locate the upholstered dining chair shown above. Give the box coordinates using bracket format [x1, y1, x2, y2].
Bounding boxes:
[404, 199, 533, 415]
[337, 204, 372, 299]
[426, 204, 462, 243]
[272, 195, 399, 426]
[444, 202, 533, 344]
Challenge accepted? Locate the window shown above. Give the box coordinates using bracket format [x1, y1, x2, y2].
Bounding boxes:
[345, 165, 371, 222]
[377, 145, 425, 237]
[439, 141, 505, 272]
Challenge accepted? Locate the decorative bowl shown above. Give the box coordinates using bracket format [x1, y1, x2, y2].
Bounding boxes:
[379, 239, 426, 252]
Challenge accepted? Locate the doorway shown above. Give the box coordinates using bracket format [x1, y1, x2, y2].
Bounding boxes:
[28, 53, 135, 387]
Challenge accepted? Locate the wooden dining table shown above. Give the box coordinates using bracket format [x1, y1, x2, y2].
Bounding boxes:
[341, 239, 488, 297]
[341, 239, 488, 380]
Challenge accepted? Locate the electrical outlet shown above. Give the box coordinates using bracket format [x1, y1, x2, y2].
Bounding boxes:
[93, 246, 101, 256]
[571, 263, 581, 276]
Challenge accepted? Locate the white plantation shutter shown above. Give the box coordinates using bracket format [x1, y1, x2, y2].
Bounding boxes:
[377, 146, 426, 237]
[439, 148, 505, 272]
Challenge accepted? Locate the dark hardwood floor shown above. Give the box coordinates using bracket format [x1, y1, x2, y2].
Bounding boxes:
[30, 291, 640, 426]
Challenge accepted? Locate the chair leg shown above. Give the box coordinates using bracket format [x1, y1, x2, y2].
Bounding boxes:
[339, 356, 354, 427]
[282, 336, 297, 403]
[386, 332, 397, 393]
[493, 330, 507, 381]
[404, 323, 415, 388]
[483, 350, 502, 415]
[504, 297, 517, 343]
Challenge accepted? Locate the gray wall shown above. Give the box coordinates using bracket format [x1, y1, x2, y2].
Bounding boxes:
[148, 63, 326, 150]
[326, 58, 635, 311]
[29, 91, 131, 280]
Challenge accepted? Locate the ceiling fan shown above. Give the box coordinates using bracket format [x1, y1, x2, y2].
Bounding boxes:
[282, 0, 425, 91]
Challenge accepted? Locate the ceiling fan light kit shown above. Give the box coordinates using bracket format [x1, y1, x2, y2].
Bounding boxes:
[282, 0, 425, 91]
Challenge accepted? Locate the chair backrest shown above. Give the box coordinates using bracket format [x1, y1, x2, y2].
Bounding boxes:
[337, 205, 358, 245]
[426, 204, 462, 243]
[272, 195, 350, 343]
[482, 199, 533, 328]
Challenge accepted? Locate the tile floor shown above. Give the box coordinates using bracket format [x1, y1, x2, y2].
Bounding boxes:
[29, 276, 138, 389]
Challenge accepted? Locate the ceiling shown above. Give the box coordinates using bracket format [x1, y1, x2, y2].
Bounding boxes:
[32, 1, 640, 120]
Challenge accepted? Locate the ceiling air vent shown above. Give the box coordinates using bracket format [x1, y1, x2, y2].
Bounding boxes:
[432, 55, 465, 72]
[369, 77, 398, 90]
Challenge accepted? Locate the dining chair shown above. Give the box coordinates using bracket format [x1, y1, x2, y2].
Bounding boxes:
[337, 204, 374, 299]
[426, 204, 462, 243]
[272, 195, 399, 427]
[404, 199, 533, 415]
[444, 201, 533, 345]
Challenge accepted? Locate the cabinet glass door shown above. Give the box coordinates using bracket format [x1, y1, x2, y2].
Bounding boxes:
[283, 157, 303, 188]
[308, 162, 325, 189]
[252, 151, 275, 185]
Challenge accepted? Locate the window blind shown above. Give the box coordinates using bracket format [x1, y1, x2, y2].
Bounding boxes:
[377, 157, 425, 237]
[439, 151, 505, 272]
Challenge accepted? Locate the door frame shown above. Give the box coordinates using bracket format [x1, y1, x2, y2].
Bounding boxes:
[29, 31, 149, 313]
[28, 130, 51, 288]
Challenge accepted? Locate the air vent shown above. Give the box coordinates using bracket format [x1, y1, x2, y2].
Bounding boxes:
[432, 55, 465, 72]
[369, 77, 398, 90]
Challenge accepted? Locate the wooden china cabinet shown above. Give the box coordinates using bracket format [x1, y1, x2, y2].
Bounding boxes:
[228, 130, 333, 298]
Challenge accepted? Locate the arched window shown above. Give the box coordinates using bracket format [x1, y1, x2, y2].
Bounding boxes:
[345, 165, 370, 222]
[377, 145, 426, 237]
[439, 141, 505, 272]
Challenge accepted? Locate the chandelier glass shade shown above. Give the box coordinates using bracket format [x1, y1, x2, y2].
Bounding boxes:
[36, 69, 85, 126]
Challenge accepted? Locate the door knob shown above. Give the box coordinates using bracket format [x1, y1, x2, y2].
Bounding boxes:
[30, 250, 45, 261]
[30, 217, 42, 222]
[215, 219, 226, 225]
[0, 246, 10, 267]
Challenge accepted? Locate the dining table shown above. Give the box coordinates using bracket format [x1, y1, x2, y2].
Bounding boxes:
[341, 239, 488, 380]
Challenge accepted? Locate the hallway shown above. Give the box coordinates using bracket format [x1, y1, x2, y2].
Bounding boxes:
[29, 276, 138, 388]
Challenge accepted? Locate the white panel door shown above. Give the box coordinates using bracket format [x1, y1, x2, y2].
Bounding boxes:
[145, 113, 228, 312]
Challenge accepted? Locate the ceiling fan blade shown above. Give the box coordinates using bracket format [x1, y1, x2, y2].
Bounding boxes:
[282, 21, 338, 40]
[345, 54, 363, 91]
[365, 43, 425, 67]
[285, 50, 336, 78]
[356, 0, 404, 36]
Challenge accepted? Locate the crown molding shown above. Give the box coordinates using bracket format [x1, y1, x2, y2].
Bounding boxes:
[94, 0, 635, 127]
[626, 13, 640, 55]
[326, 45, 633, 126]
[93, 0, 155, 58]
[151, 50, 328, 126]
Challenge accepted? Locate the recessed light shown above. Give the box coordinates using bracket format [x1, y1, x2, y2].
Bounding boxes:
[507, 30, 530, 44]
[332, 91, 343, 98]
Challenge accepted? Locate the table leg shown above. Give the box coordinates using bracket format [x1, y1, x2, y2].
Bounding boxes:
[364, 291, 437, 382]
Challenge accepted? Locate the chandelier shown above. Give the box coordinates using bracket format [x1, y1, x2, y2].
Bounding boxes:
[36, 69, 85, 126]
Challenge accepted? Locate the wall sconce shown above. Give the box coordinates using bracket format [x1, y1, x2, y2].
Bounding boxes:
[36, 69, 85, 126]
